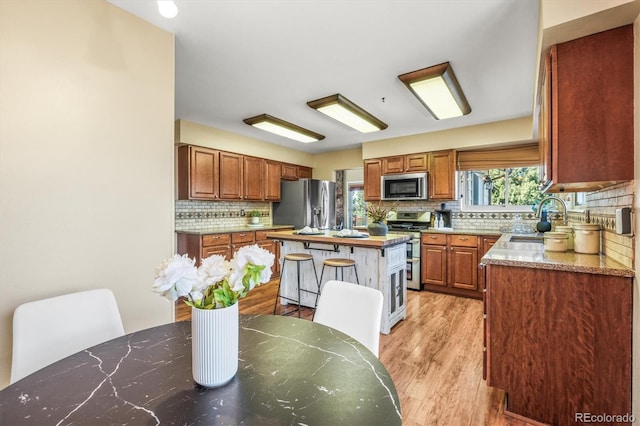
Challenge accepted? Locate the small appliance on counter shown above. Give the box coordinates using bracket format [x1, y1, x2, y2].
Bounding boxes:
[434, 203, 451, 229]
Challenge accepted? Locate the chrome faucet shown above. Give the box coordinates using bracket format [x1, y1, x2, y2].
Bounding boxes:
[536, 196, 567, 225]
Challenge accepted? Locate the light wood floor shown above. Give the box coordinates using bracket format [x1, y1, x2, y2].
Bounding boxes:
[176, 280, 533, 426]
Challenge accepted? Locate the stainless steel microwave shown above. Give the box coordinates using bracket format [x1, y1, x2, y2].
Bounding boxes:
[382, 172, 428, 200]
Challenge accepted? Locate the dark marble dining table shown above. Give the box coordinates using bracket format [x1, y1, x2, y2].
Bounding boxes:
[0, 314, 402, 425]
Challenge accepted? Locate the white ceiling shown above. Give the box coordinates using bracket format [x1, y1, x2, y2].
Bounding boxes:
[106, 0, 541, 154]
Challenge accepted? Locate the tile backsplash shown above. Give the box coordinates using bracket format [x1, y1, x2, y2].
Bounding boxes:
[175, 200, 271, 231]
[176, 180, 634, 269]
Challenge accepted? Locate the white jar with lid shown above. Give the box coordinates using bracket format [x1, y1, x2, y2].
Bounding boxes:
[554, 225, 574, 250]
[573, 224, 600, 254]
[544, 231, 568, 252]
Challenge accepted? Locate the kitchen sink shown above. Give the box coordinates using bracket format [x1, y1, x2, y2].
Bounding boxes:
[509, 235, 543, 243]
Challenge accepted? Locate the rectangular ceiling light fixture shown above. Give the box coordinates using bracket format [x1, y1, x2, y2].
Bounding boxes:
[307, 94, 387, 133]
[243, 114, 324, 143]
[398, 62, 471, 120]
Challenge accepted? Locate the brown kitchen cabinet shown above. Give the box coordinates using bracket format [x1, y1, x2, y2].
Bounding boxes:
[420, 233, 447, 286]
[219, 151, 243, 200]
[364, 159, 382, 201]
[177, 232, 232, 266]
[485, 264, 632, 425]
[177, 145, 219, 200]
[298, 166, 312, 179]
[264, 160, 282, 201]
[243, 156, 264, 201]
[281, 163, 312, 180]
[478, 236, 499, 291]
[429, 150, 456, 200]
[382, 153, 428, 174]
[231, 231, 255, 252]
[256, 230, 280, 277]
[421, 233, 483, 299]
[540, 25, 633, 192]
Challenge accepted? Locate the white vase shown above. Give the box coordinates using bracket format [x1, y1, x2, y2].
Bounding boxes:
[191, 303, 238, 388]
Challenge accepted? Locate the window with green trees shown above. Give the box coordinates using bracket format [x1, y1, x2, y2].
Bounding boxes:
[462, 167, 542, 209]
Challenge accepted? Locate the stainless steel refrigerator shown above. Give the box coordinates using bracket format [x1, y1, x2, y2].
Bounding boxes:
[273, 179, 336, 230]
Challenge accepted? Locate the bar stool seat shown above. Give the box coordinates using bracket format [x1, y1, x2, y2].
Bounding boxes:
[320, 258, 360, 285]
[273, 253, 320, 318]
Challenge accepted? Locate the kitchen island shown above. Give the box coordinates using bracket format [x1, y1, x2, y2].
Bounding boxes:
[481, 233, 633, 425]
[266, 230, 410, 334]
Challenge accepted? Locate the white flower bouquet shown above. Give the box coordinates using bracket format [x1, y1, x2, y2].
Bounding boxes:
[153, 244, 275, 309]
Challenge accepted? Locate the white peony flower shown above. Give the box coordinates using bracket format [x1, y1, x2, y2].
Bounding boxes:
[153, 244, 275, 309]
[152, 254, 199, 301]
[197, 254, 230, 289]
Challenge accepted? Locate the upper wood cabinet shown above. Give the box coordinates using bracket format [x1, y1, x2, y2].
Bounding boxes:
[281, 163, 298, 180]
[364, 159, 382, 201]
[219, 152, 243, 200]
[177, 144, 313, 202]
[540, 25, 633, 192]
[429, 150, 456, 200]
[177, 145, 219, 200]
[243, 156, 264, 201]
[281, 163, 312, 180]
[382, 153, 428, 174]
[264, 160, 282, 201]
[298, 166, 312, 179]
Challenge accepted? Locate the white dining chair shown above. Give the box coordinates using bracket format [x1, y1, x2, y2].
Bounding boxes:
[313, 280, 384, 357]
[10, 288, 125, 384]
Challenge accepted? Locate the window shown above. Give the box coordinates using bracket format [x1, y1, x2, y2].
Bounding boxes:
[461, 167, 543, 211]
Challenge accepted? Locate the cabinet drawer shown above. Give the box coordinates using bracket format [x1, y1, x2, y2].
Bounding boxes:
[421, 233, 447, 245]
[202, 233, 230, 247]
[231, 231, 255, 244]
[448, 234, 478, 248]
[255, 230, 270, 241]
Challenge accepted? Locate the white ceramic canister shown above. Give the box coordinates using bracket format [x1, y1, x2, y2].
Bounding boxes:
[544, 231, 568, 252]
[554, 225, 574, 250]
[573, 224, 601, 254]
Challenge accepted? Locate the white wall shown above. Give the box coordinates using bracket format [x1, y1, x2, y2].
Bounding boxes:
[0, 0, 175, 386]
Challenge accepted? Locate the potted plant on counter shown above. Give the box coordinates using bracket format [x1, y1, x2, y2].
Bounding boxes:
[366, 201, 397, 236]
[249, 210, 261, 225]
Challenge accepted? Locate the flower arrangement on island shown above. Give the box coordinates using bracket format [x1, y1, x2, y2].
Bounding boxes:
[153, 244, 275, 309]
[366, 201, 398, 223]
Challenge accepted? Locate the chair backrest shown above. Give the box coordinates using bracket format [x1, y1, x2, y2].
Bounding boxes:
[313, 280, 384, 357]
[11, 288, 125, 383]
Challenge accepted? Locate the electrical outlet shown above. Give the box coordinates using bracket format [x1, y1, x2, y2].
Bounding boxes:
[240, 209, 245, 217]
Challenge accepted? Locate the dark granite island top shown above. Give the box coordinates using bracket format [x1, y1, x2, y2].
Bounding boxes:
[0, 315, 401, 425]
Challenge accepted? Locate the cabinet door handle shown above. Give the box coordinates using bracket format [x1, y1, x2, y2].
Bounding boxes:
[459, 237, 469, 241]
[430, 236, 439, 239]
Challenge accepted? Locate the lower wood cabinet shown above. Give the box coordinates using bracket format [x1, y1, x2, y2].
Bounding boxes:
[421, 233, 498, 299]
[177, 229, 292, 278]
[485, 264, 632, 425]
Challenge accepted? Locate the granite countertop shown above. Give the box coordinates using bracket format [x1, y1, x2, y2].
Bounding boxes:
[481, 233, 634, 277]
[266, 229, 410, 249]
[421, 228, 502, 236]
[176, 225, 294, 235]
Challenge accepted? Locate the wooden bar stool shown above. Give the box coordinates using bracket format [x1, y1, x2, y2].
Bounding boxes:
[320, 258, 360, 285]
[273, 253, 320, 318]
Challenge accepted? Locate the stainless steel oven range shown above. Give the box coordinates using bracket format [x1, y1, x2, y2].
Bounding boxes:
[386, 211, 431, 291]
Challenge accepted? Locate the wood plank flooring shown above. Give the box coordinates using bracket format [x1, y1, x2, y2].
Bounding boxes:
[176, 280, 533, 426]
